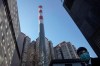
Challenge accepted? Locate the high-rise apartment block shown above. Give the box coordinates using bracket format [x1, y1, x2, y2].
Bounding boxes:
[25, 37, 55, 66]
[63, 0, 100, 57]
[0, 0, 20, 66]
[21, 36, 31, 66]
[36, 38, 54, 65]
[54, 41, 79, 59]
[26, 41, 36, 66]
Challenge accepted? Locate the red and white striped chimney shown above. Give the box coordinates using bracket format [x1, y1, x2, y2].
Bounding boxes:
[38, 5, 47, 66]
[38, 5, 43, 24]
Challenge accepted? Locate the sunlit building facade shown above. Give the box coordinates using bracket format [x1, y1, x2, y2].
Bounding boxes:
[0, 0, 20, 66]
[26, 41, 36, 66]
[54, 41, 79, 59]
[35, 37, 55, 66]
[27, 37, 55, 66]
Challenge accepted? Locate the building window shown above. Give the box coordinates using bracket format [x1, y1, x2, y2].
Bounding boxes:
[5, 25, 8, 29]
[4, 50, 6, 54]
[1, 33, 5, 42]
[1, 32, 4, 36]
[9, 30, 11, 34]
[0, 17, 2, 23]
[4, 12, 6, 16]
[10, 55, 12, 60]
[11, 50, 14, 54]
[8, 43, 9, 46]
[7, 31, 9, 36]
[10, 60, 11, 65]
[3, 46, 6, 53]
[8, 53, 11, 56]
[6, 37, 9, 41]
[5, 57, 8, 66]
[8, 48, 10, 53]
[2, 39, 5, 43]
[0, 25, 3, 30]
[6, 60, 7, 64]
[5, 19, 7, 23]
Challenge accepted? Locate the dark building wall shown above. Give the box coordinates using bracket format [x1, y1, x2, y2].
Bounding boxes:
[21, 36, 31, 66]
[17, 32, 26, 56]
[12, 32, 31, 66]
[11, 49, 20, 66]
[11, 32, 27, 66]
[63, 0, 100, 57]
[49, 59, 83, 66]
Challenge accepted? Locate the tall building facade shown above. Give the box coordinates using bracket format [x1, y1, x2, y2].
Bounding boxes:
[44, 38, 55, 65]
[26, 41, 36, 66]
[0, 0, 20, 66]
[48, 41, 55, 60]
[11, 32, 31, 66]
[63, 0, 100, 57]
[26, 37, 55, 66]
[54, 41, 79, 59]
[21, 36, 31, 66]
[7, 0, 20, 39]
[11, 32, 28, 66]
[17, 33, 26, 57]
[11, 32, 26, 66]
[34, 37, 55, 66]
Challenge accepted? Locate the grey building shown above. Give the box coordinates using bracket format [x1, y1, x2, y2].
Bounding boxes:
[54, 45, 63, 59]
[27, 37, 55, 66]
[11, 32, 31, 66]
[17, 32, 26, 57]
[7, 0, 20, 40]
[11, 32, 27, 66]
[49, 41, 55, 60]
[21, 36, 31, 66]
[26, 41, 36, 66]
[63, 0, 100, 57]
[11, 48, 20, 66]
[21, 36, 30, 66]
[54, 41, 79, 59]
[34, 37, 55, 66]
[45, 38, 55, 65]
[0, 0, 20, 66]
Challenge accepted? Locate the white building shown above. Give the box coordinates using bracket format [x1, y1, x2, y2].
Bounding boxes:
[54, 41, 79, 59]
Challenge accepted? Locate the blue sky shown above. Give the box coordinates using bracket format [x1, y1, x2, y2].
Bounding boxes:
[17, 0, 97, 57]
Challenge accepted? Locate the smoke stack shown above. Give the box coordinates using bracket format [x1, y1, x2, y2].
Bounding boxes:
[38, 5, 47, 66]
[38, 5, 43, 24]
